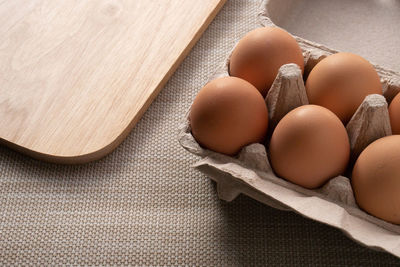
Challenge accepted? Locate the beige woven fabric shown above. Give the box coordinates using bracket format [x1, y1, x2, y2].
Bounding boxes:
[0, 0, 399, 265]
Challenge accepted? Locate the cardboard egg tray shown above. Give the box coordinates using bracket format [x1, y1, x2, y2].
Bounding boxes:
[178, 0, 400, 257]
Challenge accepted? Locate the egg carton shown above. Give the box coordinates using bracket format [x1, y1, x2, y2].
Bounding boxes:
[178, 0, 400, 258]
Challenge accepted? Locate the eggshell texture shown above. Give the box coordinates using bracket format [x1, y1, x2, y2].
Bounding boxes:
[352, 135, 400, 224]
[229, 27, 304, 97]
[269, 105, 350, 189]
[189, 77, 268, 156]
[389, 93, 400, 134]
[305, 52, 382, 124]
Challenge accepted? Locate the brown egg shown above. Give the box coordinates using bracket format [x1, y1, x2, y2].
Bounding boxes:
[189, 77, 268, 156]
[389, 93, 400, 134]
[229, 27, 304, 97]
[269, 105, 350, 189]
[352, 135, 400, 224]
[306, 52, 382, 124]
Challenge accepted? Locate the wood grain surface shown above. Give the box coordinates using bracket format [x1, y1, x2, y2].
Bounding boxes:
[0, 0, 226, 163]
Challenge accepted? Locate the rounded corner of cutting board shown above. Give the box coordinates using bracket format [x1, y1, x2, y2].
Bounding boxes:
[0, 133, 124, 164]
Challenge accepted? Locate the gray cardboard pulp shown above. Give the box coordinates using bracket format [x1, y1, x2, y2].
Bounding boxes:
[178, 0, 400, 257]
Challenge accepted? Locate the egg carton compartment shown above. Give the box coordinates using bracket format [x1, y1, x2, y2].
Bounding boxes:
[178, 0, 400, 258]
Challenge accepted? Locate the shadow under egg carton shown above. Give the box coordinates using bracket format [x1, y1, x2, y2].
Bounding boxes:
[178, 1, 400, 258]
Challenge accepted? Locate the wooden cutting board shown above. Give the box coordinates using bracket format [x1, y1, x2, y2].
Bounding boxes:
[0, 0, 226, 163]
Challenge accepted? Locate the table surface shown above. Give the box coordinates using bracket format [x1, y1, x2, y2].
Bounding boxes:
[1, 0, 399, 265]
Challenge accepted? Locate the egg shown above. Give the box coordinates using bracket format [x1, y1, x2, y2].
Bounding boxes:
[352, 135, 400, 224]
[229, 27, 304, 97]
[305, 52, 382, 124]
[269, 105, 350, 189]
[389, 92, 400, 134]
[189, 77, 268, 156]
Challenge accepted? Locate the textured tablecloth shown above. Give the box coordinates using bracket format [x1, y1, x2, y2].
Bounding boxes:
[1, 0, 399, 265]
